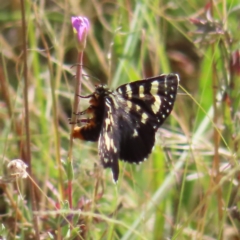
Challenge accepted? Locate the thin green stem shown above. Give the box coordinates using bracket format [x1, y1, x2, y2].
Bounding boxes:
[20, 0, 39, 238]
[33, 3, 65, 201]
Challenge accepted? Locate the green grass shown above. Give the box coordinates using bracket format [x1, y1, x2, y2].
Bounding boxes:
[0, 0, 240, 239]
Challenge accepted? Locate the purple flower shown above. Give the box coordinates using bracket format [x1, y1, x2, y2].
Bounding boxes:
[71, 16, 90, 49]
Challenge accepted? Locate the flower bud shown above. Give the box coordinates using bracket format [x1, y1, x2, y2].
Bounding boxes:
[71, 16, 90, 51]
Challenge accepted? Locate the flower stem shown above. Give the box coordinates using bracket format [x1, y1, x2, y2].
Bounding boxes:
[68, 51, 84, 210]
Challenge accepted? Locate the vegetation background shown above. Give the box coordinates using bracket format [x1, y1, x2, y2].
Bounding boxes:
[0, 0, 240, 239]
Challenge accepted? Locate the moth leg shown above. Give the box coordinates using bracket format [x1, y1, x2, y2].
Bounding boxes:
[74, 105, 95, 116]
[78, 118, 90, 123]
[73, 109, 87, 116]
[70, 105, 95, 124]
[73, 105, 94, 116]
[68, 118, 90, 124]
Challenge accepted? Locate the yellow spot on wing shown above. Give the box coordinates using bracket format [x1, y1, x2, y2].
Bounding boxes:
[151, 95, 161, 114]
[139, 85, 144, 98]
[150, 81, 159, 95]
[126, 100, 133, 109]
[125, 84, 132, 98]
[105, 133, 111, 151]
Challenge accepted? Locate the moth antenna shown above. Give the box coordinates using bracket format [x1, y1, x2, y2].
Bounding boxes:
[76, 93, 93, 98]
[71, 63, 101, 83]
[82, 74, 101, 83]
[71, 73, 101, 83]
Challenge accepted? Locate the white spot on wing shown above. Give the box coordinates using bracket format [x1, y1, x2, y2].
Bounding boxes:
[126, 100, 133, 109]
[110, 115, 114, 122]
[132, 129, 138, 137]
[118, 88, 123, 94]
[110, 138, 114, 150]
[139, 85, 145, 98]
[164, 76, 168, 88]
[141, 112, 148, 124]
[136, 105, 141, 111]
[105, 118, 110, 127]
[105, 133, 111, 151]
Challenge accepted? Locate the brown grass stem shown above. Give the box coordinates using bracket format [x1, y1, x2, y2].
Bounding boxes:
[68, 51, 84, 212]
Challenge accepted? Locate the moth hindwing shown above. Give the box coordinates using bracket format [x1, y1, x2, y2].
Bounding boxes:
[72, 73, 179, 182]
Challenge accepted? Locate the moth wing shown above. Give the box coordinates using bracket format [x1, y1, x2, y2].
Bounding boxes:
[115, 74, 179, 163]
[98, 97, 120, 182]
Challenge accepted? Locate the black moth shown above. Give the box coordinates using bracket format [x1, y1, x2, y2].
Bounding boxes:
[72, 74, 179, 182]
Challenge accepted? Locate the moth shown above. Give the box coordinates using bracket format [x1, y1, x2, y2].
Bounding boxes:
[72, 74, 179, 182]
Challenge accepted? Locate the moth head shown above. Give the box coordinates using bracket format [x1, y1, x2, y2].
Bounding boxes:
[95, 84, 111, 98]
